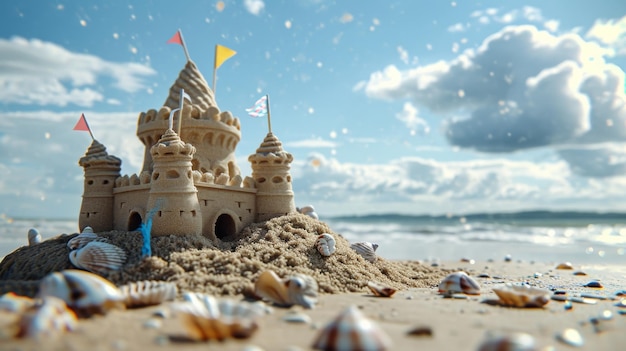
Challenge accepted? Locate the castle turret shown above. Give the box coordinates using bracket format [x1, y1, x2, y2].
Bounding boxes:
[147, 129, 202, 236]
[248, 133, 296, 221]
[78, 140, 121, 232]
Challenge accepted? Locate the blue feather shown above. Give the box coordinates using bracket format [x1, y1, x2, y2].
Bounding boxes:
[139, 199, 163, 258]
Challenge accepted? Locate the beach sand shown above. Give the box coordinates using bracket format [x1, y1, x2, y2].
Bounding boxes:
[1, 214, 625, 350]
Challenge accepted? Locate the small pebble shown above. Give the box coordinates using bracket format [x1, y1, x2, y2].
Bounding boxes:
[573, 271, 587, 276]
[406, 326, 433, 337]
[533, 272, 542, 278]
[556, 262, 574, 270]
[143, 318, 162, 329]
[615, 299, 626, 308]
[556, 328, 584, 347]
[478, 273, 490, 278]
[564, 301, 573, 310]
[282, 312, 311, 324]
[584, 281, 603, 288]
[504, 254, 512, 262]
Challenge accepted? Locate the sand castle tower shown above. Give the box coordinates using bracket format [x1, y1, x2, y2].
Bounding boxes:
[78, 140, 121, 232]
[146, 128, 202, 236]
[248, 133, 296, 221]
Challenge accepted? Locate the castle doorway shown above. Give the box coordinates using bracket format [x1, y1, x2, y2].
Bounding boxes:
[127, 212, 143, 231]
[214, 213, 236, 241]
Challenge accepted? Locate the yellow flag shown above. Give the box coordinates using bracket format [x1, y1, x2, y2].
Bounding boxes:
[214, 44, 236, 69]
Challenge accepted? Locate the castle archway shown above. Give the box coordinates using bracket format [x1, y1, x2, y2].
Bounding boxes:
[127, 212, 143, 231]
[214, 213, 236, 241]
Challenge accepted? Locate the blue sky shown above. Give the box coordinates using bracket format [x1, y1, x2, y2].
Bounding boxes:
[1, 0, 626, 219]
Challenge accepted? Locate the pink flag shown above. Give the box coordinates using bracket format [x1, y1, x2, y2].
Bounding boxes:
[167, 31, 183, 45]
[73, 113, 90, 131]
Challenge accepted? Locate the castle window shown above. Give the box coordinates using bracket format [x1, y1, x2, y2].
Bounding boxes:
[217, 134, 225, 147]
[287, 175, 292, 182]
[103, 180, 109, 185]
[272, 176, 283, 183]
[87, 180, 94, 185]
[257, 177, 266, 183]
[187, 170, 192, 179]
[274, 160, 282, 164]
[166, 170, 180, 179]
[153, 172, 160, 181]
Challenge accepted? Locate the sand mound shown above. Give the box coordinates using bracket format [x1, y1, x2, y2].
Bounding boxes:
[0, 214, 446, 297]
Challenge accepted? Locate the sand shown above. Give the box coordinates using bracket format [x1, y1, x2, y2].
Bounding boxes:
[1, 214, 625, 350]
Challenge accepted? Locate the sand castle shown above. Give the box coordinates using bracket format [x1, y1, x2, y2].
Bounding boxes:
[77, 60, 296, 241]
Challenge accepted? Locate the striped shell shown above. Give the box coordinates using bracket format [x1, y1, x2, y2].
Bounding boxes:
[119, 280, 178, 308]
[69, 241, 127, 275]
[254, 270, 318, 309]
[438, 271, 481, 295]
[170, 292, 266, 341]
[492, 284, 550, 308]
[316, 233, 336, 257]
[16, 296, 77, 339]
[37, 269, 126, 318]
[27, 228, 42, 246]
[367, 281, 397, 298]
[67, 227, 100, 250]
[477, 332, 536, 351]
[312, 305, 392, 351]
[350, 242, 378, 263]
[298, 205, 319, 219]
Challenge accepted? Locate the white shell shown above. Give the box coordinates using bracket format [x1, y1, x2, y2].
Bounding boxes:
[298, 205, 319, 219]
[316, 233, 336, 257]
[67, 227, 100, 250]
[254, 270, 318, 309]
[37, 269, 126, 318]
[492, 284, 550, 308]
[27, 228, 42, 246]
[18, 296, 77, 339]
[367, 281, 397, 298]
[350, 242, 378, 263]
[0, 293, 36, 313]
[556, 328, 584, 347]
[477, 332, 536, 351]
[69, 241, 127, 274]
[438, 271, 481, 295]
[285, 274, 318, 309]
[312, 305, 392, 351]
[119, 280, 178, 308]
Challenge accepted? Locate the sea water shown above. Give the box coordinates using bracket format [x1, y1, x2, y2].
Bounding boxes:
[1, 212, 625, 265]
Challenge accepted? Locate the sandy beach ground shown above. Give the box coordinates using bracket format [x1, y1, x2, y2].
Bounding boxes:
[2, 259, 625, 351]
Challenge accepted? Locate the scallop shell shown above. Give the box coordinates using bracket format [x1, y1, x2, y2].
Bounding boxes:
[119, 281, 178, 308]
[492, 284, 550, 308]
[312, 305, 392, 351]
[27, 228, 42, 246]
[350, 242, 378, 263]
[69, 241, 127, 275]
[67, 227, 100, 250]
[254, 270, 318, 309]
[438, 271, 481, 295]
[171, 293, 265, 341]
[17, 296, 77, 339]
[316, 233, 336, 257]
[367, 281, 397, 298]
[37, 269, 126, 318]
[477, 332, 536, 351]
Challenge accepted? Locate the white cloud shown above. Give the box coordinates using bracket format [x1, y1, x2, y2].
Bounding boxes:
[356, 25, 626, 177]
[447, 23, 468, 33]
[285, 139, 338, 148]
[586, 15, 626, 55]
[0, 37, 156, 107]
[395, 102, 429, 134]
[244, 0, 265, 16]
[397, 46, 409, 64]
[544, 20, 560, 33]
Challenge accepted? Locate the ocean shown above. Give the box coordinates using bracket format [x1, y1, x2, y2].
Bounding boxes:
[1, 211, 625, 265]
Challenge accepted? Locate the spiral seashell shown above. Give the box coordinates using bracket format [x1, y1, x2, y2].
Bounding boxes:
[350, 242, 378, 263]
[27, 228, 42, 246]
[438, 271, 481, 296]
[316, 233, 336, 257]
[367, 281, 397, 298]
[298, 205, 319, 219]
[312, 305, 392, 351]
[492, 283, 550, 308]
[119, 281, 178, 308]
[285, 274, 318, 309]
[170, 292, 266, 341]
[37, 269, 126, 318]
[67, 226, 100, 250]
[16, 296, 77, 339]
[477, 332, 536, 351]
[69, 241, 127, 275]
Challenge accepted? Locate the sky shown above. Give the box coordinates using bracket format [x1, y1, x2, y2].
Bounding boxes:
[1, 0, 626, 219]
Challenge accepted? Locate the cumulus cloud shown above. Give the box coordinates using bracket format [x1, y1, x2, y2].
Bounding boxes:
[285, 139, 338, 148]
[0, 37, 156, 107]
[243, 0, 265, 16]
[586, 15, 626, 55]
[395, 102, 429, 134]
[357, 25, 626, 177]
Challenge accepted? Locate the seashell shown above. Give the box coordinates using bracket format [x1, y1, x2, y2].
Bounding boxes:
[254, 270, 290, 307]
[67, 226, 100, 250]
[367, 281, 397, 298]
[69, 241, 127, 275]
[316, 233, 336, 257]
[615, 299, 626, 308]
[584, 280, 603, 288]
[17, 296, 77, 339]
[477, 332, 536, 351]
[556, 262, 574, 270]
[119, 280, 178, 308]
[298, 205, 319, 219]
[312, 305, 392, 351]
[37, 269, 126, 318]
[438, 271, 481, 295]
[27, 228, 42, 246]
[172, 293, 264, 341]
[285, 274, 318, 309]
[350, 242, 378, 263]
[556, 328, 584, 347]
[573, 271, 587, 276]
[492, 284, 550, 308]
[0, 293, 35, 313]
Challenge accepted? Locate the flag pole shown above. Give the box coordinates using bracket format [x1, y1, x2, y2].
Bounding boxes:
[177, 89, 185, 135]
[83, 115, 95, 141]
[266, 94, 272, 134]
[178, 29, 191, 62]
[212, 45, 218, 95]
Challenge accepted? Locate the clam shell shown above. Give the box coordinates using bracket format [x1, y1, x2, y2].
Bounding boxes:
[367, 281, 397, 298]
[492, 284, 550, 308]
[17, 296, 77, 339]
[350, 242, 378, 263]
[477, 332, 536, 351]
[27, 228, 42, 246]
[67, 227, 101, 250]
[37, 269, 126, 318]
[438, 271, 481, 295]
[254, 270, 290, 307]
[285, 274, 318, 309]
[172, 293, 265, 341]
[119, 281, 178, 308]
[298, 205, 319, 219]
[316, 233, 336, 257]
[312, 305, 392, 351]
[69, 241, 127, 275]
